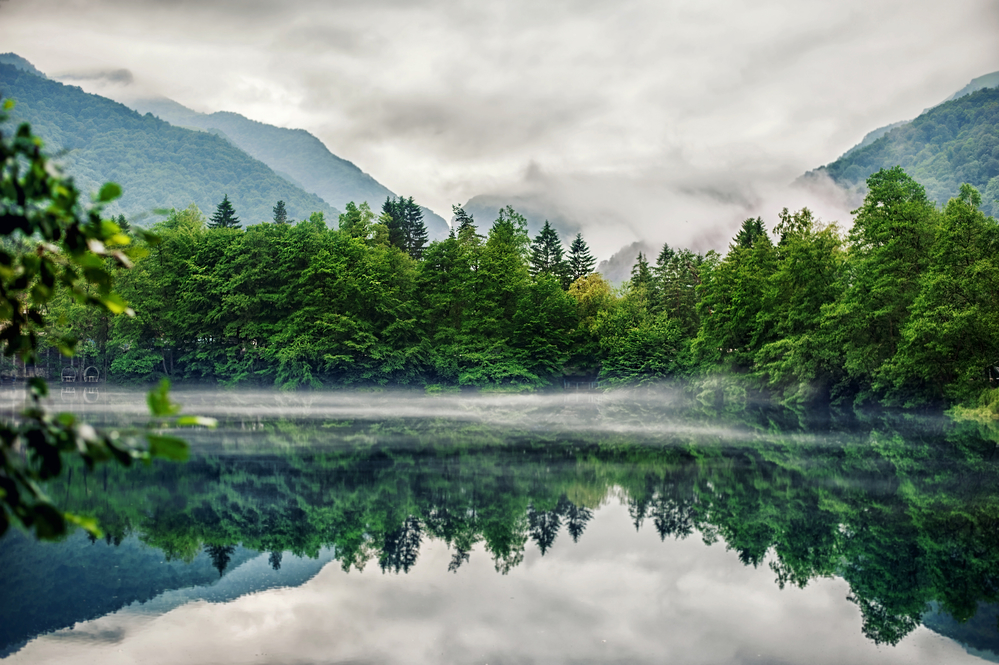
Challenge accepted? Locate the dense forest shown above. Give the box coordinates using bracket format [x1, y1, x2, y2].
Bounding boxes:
[0, 64, 337, 224]
[815, 86, 999, 215]
[21, 165, 999, 408]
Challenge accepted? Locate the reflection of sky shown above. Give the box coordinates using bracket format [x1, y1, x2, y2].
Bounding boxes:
[8, 502, 977, 665]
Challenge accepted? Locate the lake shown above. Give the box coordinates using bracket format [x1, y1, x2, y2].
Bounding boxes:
[1, 387, 998, 664]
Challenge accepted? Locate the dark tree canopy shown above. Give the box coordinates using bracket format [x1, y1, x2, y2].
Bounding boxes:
[529, 220, 567, 284]
[567, 233, 596, 282]
[383, 196, 428, 259]
[209, 194, 241, 229]
[273, 200, 288, 224]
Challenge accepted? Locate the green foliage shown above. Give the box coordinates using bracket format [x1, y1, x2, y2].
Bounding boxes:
[208, 194, 240, 229]
[382, 195, 428, 259]
[272, 199, 287, 224]
[822, 166, 936, 400]
[0, 103, 211, 541]
[567, 233, 596, 282]
[529, 220, 568, 286]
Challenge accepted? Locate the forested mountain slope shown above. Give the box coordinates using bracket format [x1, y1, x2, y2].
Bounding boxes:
[127, 96, 449, 239]
[0, 64, 336, 224]
[808, 86, 999, 214]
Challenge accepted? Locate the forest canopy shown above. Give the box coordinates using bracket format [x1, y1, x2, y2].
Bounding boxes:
[27, 164, 999, 408]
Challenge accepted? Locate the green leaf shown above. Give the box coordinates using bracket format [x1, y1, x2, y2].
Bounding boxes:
[64, 512, 103, 538]
[101, 293, 130, 315]
[146, 434, 189, 461]
[176, 416, 218, 428]
[28, 377, 48, 398]
[147, 379, 181, 417]
[97, 182, 122, 203]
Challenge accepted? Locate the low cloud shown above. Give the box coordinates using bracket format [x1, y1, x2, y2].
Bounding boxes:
[58, 68, 134, 86]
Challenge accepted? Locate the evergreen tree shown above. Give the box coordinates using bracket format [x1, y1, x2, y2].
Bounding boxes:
[208, 194, 241, 229]
[567, 233, 596, 282]
[630, 252, 653, 291]
[529, 220, 568, 284]
[273, 200, 288, 224]
[382, 196, 428, 259]
[452, 204, 482, 246]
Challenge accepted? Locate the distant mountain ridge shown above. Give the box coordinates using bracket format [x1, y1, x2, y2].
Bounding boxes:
[0, 62, 336, 225]
[805, 70, 999, 215]
[805, 86, 999, 214]
[125, 96, 449, 240]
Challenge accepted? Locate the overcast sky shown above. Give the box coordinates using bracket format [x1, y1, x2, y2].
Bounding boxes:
[1, 0, 997, 253]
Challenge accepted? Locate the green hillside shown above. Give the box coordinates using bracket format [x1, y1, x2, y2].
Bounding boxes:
[813, 86, 999, 215]
[0, 64, 336, 224]
[128, 96, 449, 238]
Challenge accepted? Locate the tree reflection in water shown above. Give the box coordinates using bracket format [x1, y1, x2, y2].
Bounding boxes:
[4, 397, 999, 652]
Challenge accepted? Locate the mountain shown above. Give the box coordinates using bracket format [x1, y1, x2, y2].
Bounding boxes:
[0, 63, 337, 225]
[462, 192, 587, 241]
[806, 74, 999, 215]
[944, 71, 999, 103]
[596, 241, 657, 286]
[125, 96, 450, 239]
[0, 53, 46, 79]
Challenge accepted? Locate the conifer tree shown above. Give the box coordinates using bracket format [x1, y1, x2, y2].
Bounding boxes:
[529, 221, 567, 284]
[630, 252, 653, 290]
[383, 196, 428, 259]
[208, 194, 241, 229]
[273, 200, 288, 224]
[452, 204, 482, 246]
[567, 233, 596, 282]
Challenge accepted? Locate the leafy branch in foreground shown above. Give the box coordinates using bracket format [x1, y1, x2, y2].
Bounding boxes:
[0, 99, 213, 540]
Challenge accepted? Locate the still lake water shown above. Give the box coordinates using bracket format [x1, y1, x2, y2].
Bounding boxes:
[2, 387, 999, 663]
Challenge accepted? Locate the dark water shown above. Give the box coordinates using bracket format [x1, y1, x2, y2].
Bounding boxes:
[2, 388, 999, 664]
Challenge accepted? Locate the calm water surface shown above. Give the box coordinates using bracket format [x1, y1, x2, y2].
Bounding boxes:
[2, 387, 998, 664]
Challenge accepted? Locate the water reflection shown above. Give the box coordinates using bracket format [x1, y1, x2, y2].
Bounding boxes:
[1, 389, 998, 662]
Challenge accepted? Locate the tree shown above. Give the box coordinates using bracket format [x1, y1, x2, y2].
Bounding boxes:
[821, 166, 936, 399]
[338, 201, 376, 239]
[209, 194, 241, 229]
[884, 184, 999, 402]
[272, 200, 288, 224]
[0, 101, 205, 540]
[452, 204, 482, 247]
[529, 220, 568, 285]
[383, 196, 428, 259]
[567, 233, 596, 282]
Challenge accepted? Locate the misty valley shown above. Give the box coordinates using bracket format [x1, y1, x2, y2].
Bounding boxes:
[1, 388, 999, 663]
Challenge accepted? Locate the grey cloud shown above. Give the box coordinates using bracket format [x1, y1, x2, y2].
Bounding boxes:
[0, 0, 996, 255]
[58, 68, 134, 85]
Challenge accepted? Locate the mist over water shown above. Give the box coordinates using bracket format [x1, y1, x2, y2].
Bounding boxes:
[2, 386, 996, 663]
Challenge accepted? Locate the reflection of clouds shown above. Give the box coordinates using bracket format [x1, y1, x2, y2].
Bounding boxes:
[7, 503, 977, 664]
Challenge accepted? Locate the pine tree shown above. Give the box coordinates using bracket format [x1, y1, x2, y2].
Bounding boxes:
[452, 204, 482, 246]
[208, 194, 241, 229]
[382, 196, 428, 259]
[630, 252, 653, 290]
[567, 233, 596, 282]
[272, 200, 288, 224]
[529, 221, 567, 282]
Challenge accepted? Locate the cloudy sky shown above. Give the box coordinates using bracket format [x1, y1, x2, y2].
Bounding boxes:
[1, 0, 997, 253]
